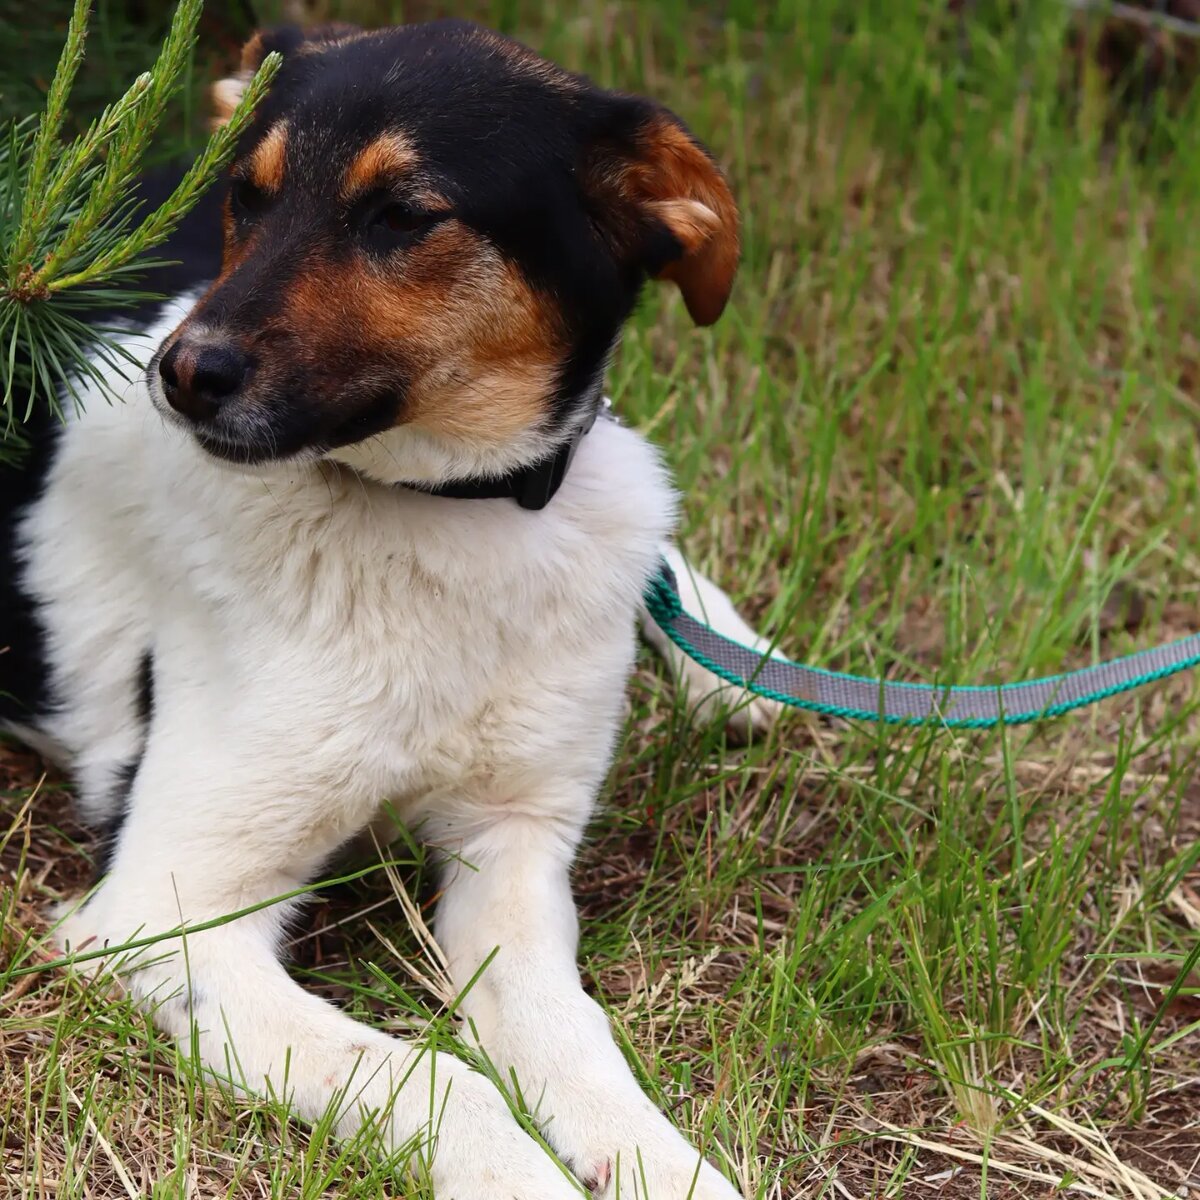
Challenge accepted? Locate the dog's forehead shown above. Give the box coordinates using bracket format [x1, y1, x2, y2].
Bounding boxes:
[251, 23, 582, 184]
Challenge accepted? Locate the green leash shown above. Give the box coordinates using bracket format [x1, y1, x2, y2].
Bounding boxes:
[643, 561, 1200, 728]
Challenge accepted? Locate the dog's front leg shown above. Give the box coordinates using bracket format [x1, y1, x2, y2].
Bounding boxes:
[56, 719, 581, 1200]
[433, 798, 743, 1200]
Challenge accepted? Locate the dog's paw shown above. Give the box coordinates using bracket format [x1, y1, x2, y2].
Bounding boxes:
[420, 1074, 585, 1200]
[568, 1131, 741, 1200]
[430, 1152, 582, 1200]
[537, 1086, 741, 1200]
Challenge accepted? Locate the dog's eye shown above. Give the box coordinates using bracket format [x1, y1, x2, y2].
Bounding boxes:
[368, 203, 441, 248]
[230, 179, 270, 218]
[377, 204, 426, 233]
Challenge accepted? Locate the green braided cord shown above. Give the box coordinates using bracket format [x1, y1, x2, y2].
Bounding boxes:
[643, 563, 1200, 729]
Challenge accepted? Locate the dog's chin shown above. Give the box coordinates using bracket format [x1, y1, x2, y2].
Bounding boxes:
[191, 429, 313, 473]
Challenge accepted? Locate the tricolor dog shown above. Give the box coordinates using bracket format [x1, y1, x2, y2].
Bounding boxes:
[0, 21, 780, 1199]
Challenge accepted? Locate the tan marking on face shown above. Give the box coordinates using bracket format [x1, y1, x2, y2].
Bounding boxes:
[280, 222, 564, 450]
[342, 133, 419, 201]
[248, 122, 289, 194]
[416, 358, 558, 444]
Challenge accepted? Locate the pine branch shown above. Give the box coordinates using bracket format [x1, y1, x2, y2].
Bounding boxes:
[10, 0, 92, 274]
[0, 1, 280, 455]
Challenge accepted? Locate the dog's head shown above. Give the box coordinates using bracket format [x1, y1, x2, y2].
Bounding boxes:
[148, 20, 738, 483]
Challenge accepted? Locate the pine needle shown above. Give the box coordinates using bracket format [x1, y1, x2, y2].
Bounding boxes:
[0, 0, 280, 459]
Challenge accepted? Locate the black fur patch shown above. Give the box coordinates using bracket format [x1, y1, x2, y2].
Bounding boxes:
[93, 758, 140, 880]
[0, 403, 58, 725]
[92, 650, 155, 880]
[134, 649, 155, 726]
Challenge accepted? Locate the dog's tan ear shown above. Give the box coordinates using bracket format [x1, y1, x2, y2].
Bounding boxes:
[586, 106, 739, 326]
[210, 24, 363, 128]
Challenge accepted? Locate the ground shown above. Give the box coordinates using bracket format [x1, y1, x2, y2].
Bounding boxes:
[3, 2, 1200, 1198]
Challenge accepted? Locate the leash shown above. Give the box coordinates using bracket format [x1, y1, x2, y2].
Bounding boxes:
[643, 561, 1200, 728]
[389, 400, 1199, 727]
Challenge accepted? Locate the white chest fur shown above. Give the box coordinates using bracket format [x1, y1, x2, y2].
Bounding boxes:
[18, 298, 676, 832]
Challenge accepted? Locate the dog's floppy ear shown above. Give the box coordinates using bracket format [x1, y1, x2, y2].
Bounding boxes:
[210, 24, 363, 127]
[584, 101, 739, 326]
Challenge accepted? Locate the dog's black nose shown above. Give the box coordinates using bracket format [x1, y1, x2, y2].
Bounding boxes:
[159, 341, 249, 423]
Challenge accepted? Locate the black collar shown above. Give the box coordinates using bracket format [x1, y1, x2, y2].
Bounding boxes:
[401, 398, 603, 511]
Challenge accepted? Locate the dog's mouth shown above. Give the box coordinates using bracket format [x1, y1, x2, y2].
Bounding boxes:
[192, 427, 314, 466]
[147, 362, 312, 468]
[179, 409, 329, 470]
[147, 352, 410, 472]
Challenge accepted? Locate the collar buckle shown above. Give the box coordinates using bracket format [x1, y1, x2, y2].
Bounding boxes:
[513, 401, 600, 511]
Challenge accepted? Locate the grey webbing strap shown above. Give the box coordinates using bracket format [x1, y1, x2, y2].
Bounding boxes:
[643, 562, 1200, 728]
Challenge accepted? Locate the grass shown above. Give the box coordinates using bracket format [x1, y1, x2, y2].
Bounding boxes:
[3, 0, 1200, 1196]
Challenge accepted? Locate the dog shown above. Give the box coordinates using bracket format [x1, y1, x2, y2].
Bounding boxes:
[0, 21, 781, 1199]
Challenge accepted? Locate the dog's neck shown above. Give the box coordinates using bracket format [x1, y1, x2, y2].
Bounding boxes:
[402, 401, 602, 509]
[325, 387, 607, 509]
